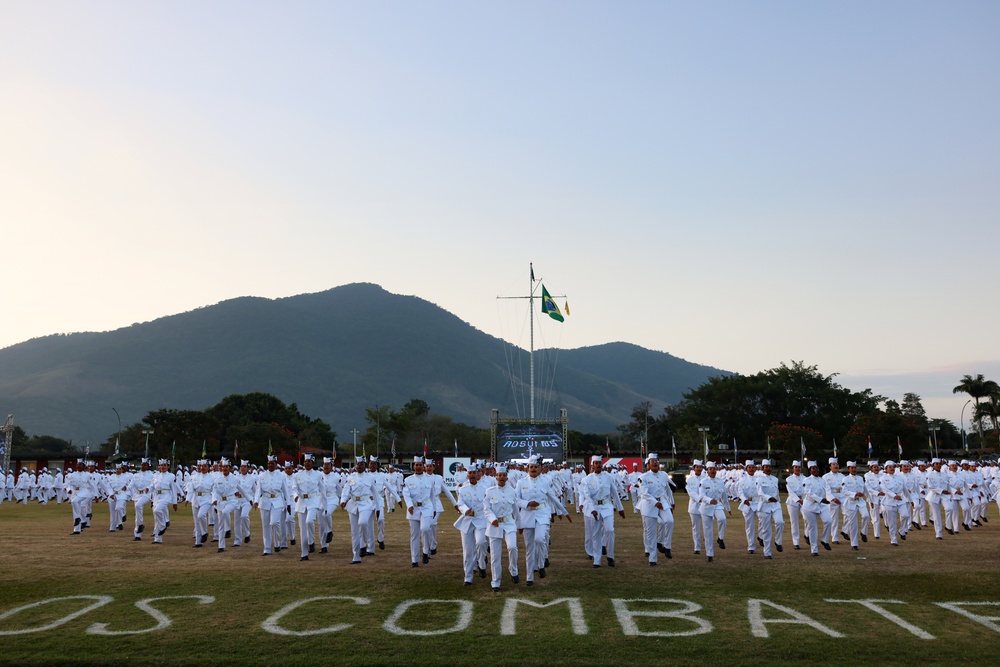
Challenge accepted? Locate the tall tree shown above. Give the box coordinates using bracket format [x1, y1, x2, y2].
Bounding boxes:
[953, 374, 1000, 441]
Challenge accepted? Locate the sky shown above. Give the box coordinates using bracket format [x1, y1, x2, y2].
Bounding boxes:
[2, 2, 998, 426]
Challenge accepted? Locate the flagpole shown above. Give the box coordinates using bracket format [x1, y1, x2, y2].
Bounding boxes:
[529, 262, 535, 423]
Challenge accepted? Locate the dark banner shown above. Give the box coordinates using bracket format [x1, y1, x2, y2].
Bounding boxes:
[496, 423, 563, 463]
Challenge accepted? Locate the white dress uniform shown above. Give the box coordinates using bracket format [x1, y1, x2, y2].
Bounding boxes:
[128, 465, 155, 540]
[784, 468, 807, 549]
[687, 467, 706, 553]
[516, 467, 566, 580]
[841, 468, 870, 548]
[923, 462, 949, 539]
[403, 468, 436, 565]
[212, 470, 242, 551]
[755, 468, 783, 557]
[319, 467, 342, 552]
[637, 464, 674, 564]
[823, 464, 846, 542]
[234, 469, 255, 546]
[697, 468, 727, 560]
[453, 478, 488, 584]
[254, 465, 290, 555]
[187, 470, 214, 546]
[484, 479, 520, 590]
[737, 467, 761, 553]
[150, 466, 181, 544]
[878, 464, 908, 545]
[67, 467, 99, 533]
[106, 469, 132, 530]
[340, 467, 378, 563]
[864, 466, 885, 538]
[944, 463, 969, 534]
[801, 469, 832, 555]
[291, 465, 325, 559]
[582, 468, 624, 567]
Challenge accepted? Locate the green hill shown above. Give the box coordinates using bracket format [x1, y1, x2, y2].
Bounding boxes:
[0, 283, 729, 442]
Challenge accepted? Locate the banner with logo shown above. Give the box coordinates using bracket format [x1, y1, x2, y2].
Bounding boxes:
[496, 424, 564, 463]
[442, 457, 471, 492]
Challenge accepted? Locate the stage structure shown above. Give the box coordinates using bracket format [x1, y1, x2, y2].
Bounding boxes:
[492, 264, 570, 462]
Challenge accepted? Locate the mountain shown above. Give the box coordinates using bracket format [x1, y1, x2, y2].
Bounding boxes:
[0, 283, 730, 442]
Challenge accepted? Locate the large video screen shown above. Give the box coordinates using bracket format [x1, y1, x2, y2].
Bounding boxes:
[496, 423, 563, 463]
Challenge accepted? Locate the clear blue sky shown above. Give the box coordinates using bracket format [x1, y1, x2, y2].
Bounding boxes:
[2, 2, 998, 425]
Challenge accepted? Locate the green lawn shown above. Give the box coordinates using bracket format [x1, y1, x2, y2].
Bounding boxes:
[1, 497, 998, 666]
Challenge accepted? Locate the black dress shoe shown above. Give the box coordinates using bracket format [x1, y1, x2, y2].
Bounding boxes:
[480, 568, 487, 579]
[422, 554, 430, 564]
[717, 538, 726, 550]
[852, 546, 858, 551]
[527, 580, 534, 585]
[193, 543, 203, 548]
[544, 558, 550, 568]
[758, 537, 764, 547]
[539, 567, 547, 578]
[794, 545, 801, 550]
[512, 575, 520, 583]
[464, 582, 472, 586]
[300, 556, 309, 561]
[900, 533, 906, 541]
[430, 548, 437, 555]
[262, 552, 270, 556]
[326, 532, 333, 543]
[217, 548, 225, 553]
[665, 549, 672, 559]
[244, 536, 250, 544]
[291, 539, 296, 545]
[805, 535, 810, 545]
[775, 544, 782, 552]
[225, 530, 232, 539]
[821, 542, 831, 551]
[649, 561, 656, 566]
[309, 543, 315, 553]
[861, 534, 867, 543]
[137, 524, 144, 534]
[694, 550, 700, 555]
[602, 546, 607, 555]
[133, 537, 141, 541]
[707, 556, 713, 562]
[841, 532, 849, 541]
[592, 564, 600, 569]
[607, 558, 615, 567]
[764, 555, 772, 559]
[412, 562, 419, 568]
[492, 587, 500, 592]
[202, 534, 209, 544]
[320, 547, 328, 553]
[379, 541, 385, 550]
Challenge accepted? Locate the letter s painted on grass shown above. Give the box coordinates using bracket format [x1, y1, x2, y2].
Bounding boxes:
[86, 596, 216, 635]
[0, 596, 114, 636]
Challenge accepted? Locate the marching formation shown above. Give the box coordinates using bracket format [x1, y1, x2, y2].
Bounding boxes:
[6, 453, 999, 590]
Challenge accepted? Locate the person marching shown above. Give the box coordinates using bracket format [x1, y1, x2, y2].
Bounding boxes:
[924, 458, 949, 540]
[186, 460, 214, 548]
[697, 461, 727, 562]
[233, 460, 255, 546]
[212, 458, 242, 553]
[737, 460, 761, 555]
[755, 460, 783, 558]
[340, 456, 378, 564]
[484, 464, 520, 592]
[128, 458, 154, 541]
[254, 455, 289, 556]
[403, 456, 435, 567]
[637, 453, 674, 565]
[516, 454, 567, 581]
[291, 454, 324, 561]
[67, 461, 100, 535]
[802, 461, 833, 555]
[841, 461, 870, 550]
[319, 457, 342, 554]
[150, 459, 181, 545]
[687, 460, 706, 554]
[784, 461, 807, 550]
[454, 463, 489, 586]
[583, 455, 624, 568]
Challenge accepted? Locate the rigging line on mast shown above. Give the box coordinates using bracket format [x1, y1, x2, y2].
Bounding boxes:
[496, 294, 530, 419]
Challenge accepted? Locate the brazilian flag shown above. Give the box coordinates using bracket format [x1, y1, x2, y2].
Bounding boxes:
[541, 285, 564, 322]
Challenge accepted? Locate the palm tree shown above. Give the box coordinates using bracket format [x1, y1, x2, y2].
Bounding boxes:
[953, 374, 1000, 442]
[974, 393, 1000, 432]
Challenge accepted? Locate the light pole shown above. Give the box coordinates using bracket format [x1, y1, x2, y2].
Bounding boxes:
[929, 425, 940, 458]
[350, 429, 360, 460]
[960, 399, 972, 453]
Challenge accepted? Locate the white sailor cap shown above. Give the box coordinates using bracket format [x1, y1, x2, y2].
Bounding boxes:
[846, 460, 857, 467]
[761, 459, 772, 466]
[792, 460, 802, 467]
[531, 455, 543, 465]
[323, 457, 333, 464]
[413, 456, 424, 464]
[705, 461, 716, 469]
[947, 460, 958, 466]
[807, 460, 818, 468]
[495, 464, 508, 474]
[899, 460, 910, 466]
[867, 460, 878, 466]
[220, 457, 232, 466]
[157, 458, 169, 465]
[141, 458, 151, 464]
[369, 455, 378, 462]
[692, 459, 704, 467]
[468, 462, 480, 472]
[283, 460, 294, 467]
[647, 452, 658, 461]
[589, 455, 601, 464]
[745, 459, 755, 467]
[828, 458, 838, 465]
[240, 460, 250, 466]
[197, 459, 208, 466]
[884, 460, 897, 468]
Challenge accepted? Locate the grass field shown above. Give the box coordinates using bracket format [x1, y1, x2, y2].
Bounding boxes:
[1, 496, 999, 666]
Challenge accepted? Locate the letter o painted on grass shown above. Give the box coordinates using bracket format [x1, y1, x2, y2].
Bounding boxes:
[261, 597, 371, 636]
[0, 596, 114, 636]
[383, 600, 473, 636]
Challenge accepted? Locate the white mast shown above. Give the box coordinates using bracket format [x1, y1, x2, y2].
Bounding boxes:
[529, 262, 535, 423]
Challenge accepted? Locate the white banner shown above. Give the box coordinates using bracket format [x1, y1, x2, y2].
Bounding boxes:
[442, 457, 471, 492]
